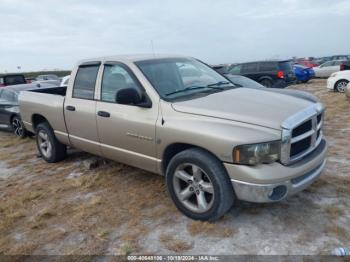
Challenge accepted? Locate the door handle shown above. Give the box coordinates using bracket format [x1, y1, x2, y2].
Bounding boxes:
[97, 111, 110, 118]
[66, 105, 76, 111]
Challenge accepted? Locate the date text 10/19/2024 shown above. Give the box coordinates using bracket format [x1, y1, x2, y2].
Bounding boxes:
[127, 255, 219, 261]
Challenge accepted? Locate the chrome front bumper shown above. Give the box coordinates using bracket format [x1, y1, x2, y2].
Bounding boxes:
[230, 159, 326, 203]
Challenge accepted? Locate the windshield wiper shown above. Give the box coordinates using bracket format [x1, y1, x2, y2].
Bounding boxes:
[165, 85, 223, 96]
[207, 81, 234, 87]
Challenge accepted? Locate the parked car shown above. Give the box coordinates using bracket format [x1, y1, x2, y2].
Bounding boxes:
[313, 60, 346, 78]
[35, 74, 61, 86]
[293, 64, 315, 83]
[226, 74, 318, 103]
[0, 74, 27, 87]
[341, 61, 350, 71]
[295, 58, 318, 68]
[0, 83, 52, 137]
[60, 75, 70, 86]
[227, 60, 296, 88]
[314, 55, 349, 66]
[36, 74, 60, 81]
[19, 55, 327, 221]
[327, 70, 350, 92]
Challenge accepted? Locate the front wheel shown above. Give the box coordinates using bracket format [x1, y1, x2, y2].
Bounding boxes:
[335, 80, 349, 93]
[11, 116, 27, 138]
[166, 148, 235, 221]
[36, 122, 66, 163]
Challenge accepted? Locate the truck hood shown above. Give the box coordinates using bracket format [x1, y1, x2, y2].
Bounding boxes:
[171, 88, 313, 130]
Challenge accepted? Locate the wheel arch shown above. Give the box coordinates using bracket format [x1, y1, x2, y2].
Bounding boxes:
[258, 75, 274, 82]
[9, 113, 20, 124]
[161, 143, 223, 175]
[32, 114, 49, 130]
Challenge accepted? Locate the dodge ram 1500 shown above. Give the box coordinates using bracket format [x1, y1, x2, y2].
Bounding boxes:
[19, 55, 327, 221]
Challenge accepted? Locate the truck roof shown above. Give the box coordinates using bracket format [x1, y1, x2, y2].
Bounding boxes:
[77, 54, 188, 65]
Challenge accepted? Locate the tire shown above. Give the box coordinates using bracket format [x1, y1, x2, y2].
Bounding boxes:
[11, 116, 27, 138]
[35, 122, 66, 163]
[166, 148, 235, 221]
[334, 79, 349, 93]
[260, 79, 273, 88]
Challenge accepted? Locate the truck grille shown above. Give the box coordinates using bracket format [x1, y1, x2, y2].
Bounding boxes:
[280, 103, 324, 165]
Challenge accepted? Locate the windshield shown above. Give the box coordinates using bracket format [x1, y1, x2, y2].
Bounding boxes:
[226, 75, 264, 89]
[135, 58, 235, 101]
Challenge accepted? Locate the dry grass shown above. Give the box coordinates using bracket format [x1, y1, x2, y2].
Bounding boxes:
[1, 137, 31, 148]
[187, 221, 235, 238]
[159, 233, 193, 252]
[325, 206, 345, 219]
[325, 224, 349, 241]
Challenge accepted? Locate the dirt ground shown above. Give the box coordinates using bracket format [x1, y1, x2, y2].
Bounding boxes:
[0, 79, 349, 255]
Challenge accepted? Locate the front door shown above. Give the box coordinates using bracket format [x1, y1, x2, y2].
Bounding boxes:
[64, 64, 101, 155]
[95, 62, 159, 173]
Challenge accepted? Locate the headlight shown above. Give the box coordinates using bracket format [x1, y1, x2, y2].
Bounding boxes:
[232, 141, 280, 165]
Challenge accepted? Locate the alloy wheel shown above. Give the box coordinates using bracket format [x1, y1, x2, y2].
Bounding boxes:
[336, 81, 348, 93]
[12, 118, 24, 137]
[173, 163, 215, 213]
[37, 130, 52, 158]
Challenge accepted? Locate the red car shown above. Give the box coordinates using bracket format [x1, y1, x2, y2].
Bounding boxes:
[295, 59, 318, 68]
[0, 74, 27, 87]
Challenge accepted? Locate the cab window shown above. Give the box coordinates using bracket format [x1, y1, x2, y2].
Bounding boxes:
[101, 64, 142, 103]
[72, 65, 99, 100]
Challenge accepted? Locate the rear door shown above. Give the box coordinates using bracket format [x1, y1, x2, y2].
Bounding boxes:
[64, 63, 102, 155]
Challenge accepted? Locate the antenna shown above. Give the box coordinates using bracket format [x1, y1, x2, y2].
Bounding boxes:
[151, 40, 155, 57]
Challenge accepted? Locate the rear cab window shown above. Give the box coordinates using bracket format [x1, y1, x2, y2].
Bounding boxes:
[72, 65, 100, 100]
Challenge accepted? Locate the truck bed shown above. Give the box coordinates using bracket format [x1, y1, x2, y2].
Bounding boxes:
[29, 86, 67, 96]
[19, 86, 69, 138]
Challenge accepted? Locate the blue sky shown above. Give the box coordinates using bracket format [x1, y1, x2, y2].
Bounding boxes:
[1, 0, 349, 72]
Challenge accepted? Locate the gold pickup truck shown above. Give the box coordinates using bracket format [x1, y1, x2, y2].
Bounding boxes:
[19, 55, 327, 221]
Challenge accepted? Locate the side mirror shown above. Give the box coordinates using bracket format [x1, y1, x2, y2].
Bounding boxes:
[115, 88, 152, 108]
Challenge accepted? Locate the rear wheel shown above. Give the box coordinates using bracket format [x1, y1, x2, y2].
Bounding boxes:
[335, 80, 349, 93]
[36, 122, 66, 163]
[11, 116, 27, 138]
[260, 79, 273, 88]
[166, 148, 235, 221]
